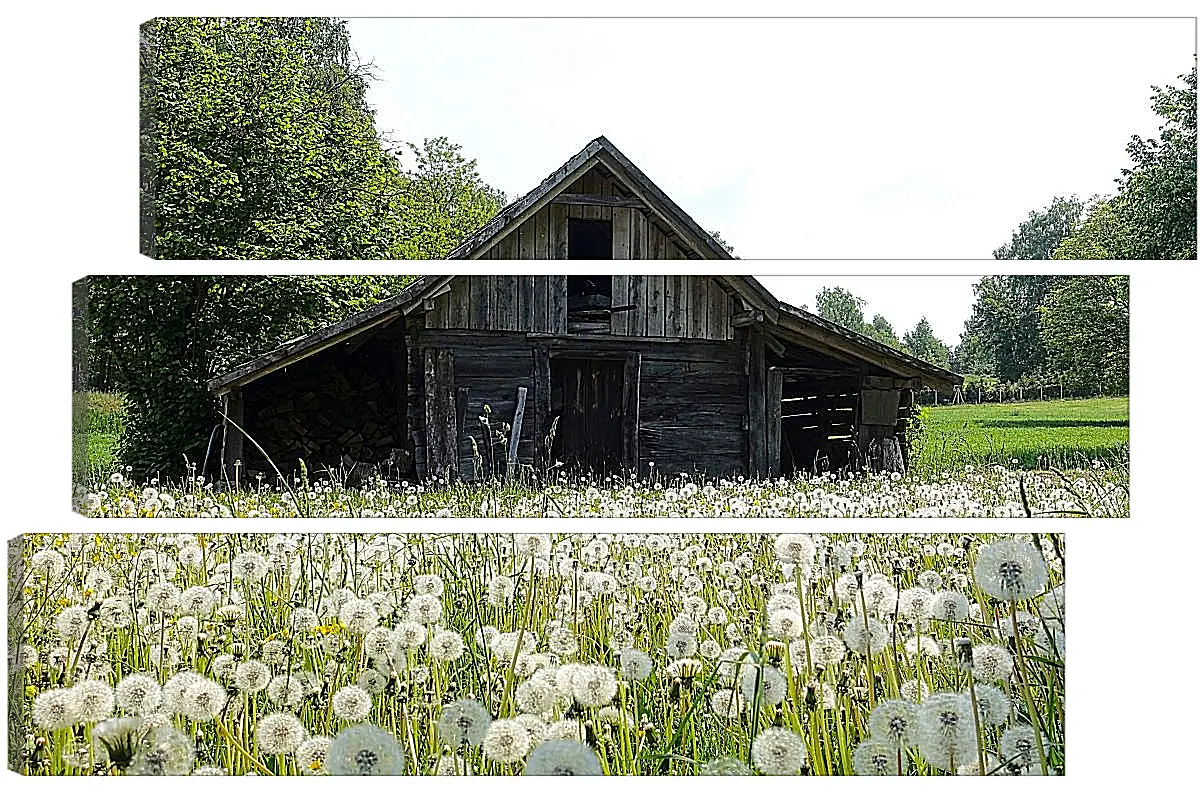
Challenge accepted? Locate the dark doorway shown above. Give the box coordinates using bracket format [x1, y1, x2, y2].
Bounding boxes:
[567, 218, 613, 259]
[551, 357, 625, 474]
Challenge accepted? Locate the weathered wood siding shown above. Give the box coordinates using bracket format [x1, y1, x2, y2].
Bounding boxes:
[425, 275, 568, 334]
[408, 325, 749, 481]
[426, 274, 735, 341]
[611, 275, 733, 340]
[409, 328, 540, 481]
[478, 165, 702, 260]
[637, 339, 747, 477]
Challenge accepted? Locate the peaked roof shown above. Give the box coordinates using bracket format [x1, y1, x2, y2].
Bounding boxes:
[446, 136, 735, 260]
[208, 275, 961, 394]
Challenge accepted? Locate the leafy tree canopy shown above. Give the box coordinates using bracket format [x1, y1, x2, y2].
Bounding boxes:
[993, 196, 1085, 259]
[902, 317, 951, 369]
[815, 287, 867, 332]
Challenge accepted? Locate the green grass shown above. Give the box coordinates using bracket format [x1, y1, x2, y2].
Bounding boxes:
[71, 392, 127, 482]
[914, 397, 1129, 472]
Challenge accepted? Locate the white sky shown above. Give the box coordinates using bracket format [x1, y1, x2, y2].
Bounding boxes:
[346, 17, 1194, 260]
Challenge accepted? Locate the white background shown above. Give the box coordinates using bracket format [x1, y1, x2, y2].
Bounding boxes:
[1, 1, 1196, 796]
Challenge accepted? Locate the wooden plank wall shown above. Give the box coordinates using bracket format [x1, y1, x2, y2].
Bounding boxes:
[637, 339, 747, 477]
[429, 275, 735, 341]
[478, 165, 701, 260]
[409, 329, 538, 481]
[410, 328, 748, 481]
[426, 275, 568, 334]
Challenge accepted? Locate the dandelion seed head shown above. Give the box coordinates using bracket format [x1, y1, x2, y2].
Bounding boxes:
[438, 698, 492, 747]
[482, 718, 532, 763]
[326, 723, 406, 775]
[257, 712, 306, 754]
[523, 740, 604, 775]
[751, 727, 808, 775]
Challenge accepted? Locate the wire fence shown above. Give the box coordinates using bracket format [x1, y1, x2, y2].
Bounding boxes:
[917, 382, 1125, 406]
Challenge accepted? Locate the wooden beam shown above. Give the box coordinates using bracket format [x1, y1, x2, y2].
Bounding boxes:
[505, 387, 528, 482]
[423, 349, 458, 482]
[221, 389, 244, 482]
[731, 310, 765, 328]
[551, 193, 647, 208]
[533, 346, 551, 474]
[623, 352, 642, 474]
[747, 328, 767, 477]
[767, 368, 782, 478]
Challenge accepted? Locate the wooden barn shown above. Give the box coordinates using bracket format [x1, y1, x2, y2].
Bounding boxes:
[208, 275, 960, 484]
[445, 136, 735, 260]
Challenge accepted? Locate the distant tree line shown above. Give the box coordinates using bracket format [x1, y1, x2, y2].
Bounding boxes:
[813, 276, 1129, 400]
[994, 67, 1195, 260]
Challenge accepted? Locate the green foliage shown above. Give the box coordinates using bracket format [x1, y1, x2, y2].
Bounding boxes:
[140, 18, 407, 259]
[85, 276, 413, 476]
[1052, 66, 1196, 259]
[956, 276, 1055, 382]
[913, 397, 1129, 472]
[706, 229, 736, 256]
[814, 287, 866, 331]
[954, 275, 1129, 392]
[1040, 276, 1129, 395]
[901, 317, 950, 369]
[1051, 198, 1136, 259]
[866, 314, 903, 350]
[815, 288, 951, 365]
[993, 196, 1085, 259]
[390, 137, 506, 258]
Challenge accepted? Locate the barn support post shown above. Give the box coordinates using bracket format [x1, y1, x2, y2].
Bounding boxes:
[505, 387, 529, 482]
[455, 386, 471, 478]
[221, 389, 244, 485]
[423, 349, 458, 482]
[533, 345, 551, 475]
[747, 327, 767, 477]
[622, 351, 642, 475]
[767, 367, 783, 478]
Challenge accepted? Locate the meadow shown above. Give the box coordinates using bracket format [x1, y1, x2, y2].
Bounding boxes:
[72, 393, 1129, 518]
[9, 532, 1064, 776]
[914, 398, 1129, 472]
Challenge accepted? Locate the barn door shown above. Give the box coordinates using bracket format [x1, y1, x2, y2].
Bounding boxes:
[551, 357, 629, 475]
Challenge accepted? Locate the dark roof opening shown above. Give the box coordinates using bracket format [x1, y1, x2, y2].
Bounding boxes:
[568, 218, 613, 259]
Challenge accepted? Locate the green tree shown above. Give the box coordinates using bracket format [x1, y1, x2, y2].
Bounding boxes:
[1053, 66, 1196, 259]
[85, 276, 413, 476]
[1039, 276, 1130, 394]
[902, 317, 951, 368]
[1111, 66, 1197, 259]
[815, 287, 867, 332]
[1051, 198, 1136, 259]
[949, 330, 992, 376]
[865, 314, 904, 350]
[391, 138, 507, 259]
[959, 276, 1055, 381]
[993, 196, 1085, 259]
[140, 18, 407, 259]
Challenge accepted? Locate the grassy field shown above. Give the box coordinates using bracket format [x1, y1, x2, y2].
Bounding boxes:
[71, 393, 126, 482]
[914, 397, 1129, 473]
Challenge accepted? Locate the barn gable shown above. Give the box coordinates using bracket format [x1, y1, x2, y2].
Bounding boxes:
[447, 136, 734, 260]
